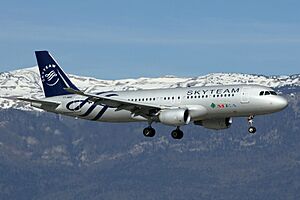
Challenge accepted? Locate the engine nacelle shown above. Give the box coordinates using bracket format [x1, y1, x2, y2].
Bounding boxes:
[159, 109, 191, 126]
[194, 117, 232, 130]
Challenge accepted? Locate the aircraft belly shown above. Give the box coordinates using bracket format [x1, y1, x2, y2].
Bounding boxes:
[100, 108, 146, 122]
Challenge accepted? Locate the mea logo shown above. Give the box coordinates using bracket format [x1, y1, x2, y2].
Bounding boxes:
[41, 64, 59, 86]
[211, 103, 237, 109]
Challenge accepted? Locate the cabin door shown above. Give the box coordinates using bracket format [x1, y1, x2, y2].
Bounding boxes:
[241, 87, 250, 104]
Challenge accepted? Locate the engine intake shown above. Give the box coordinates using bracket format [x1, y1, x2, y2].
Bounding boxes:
[159, 109, 191, 126]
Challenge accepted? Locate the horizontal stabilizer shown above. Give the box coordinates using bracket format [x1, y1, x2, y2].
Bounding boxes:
[16, 97, 60, 107]
[64, 87, 85, 96]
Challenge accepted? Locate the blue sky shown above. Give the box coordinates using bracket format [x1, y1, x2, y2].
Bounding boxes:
[0, 0, 300, 79]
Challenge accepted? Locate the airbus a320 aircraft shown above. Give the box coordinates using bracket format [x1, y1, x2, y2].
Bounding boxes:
[17, 51, 288, 139]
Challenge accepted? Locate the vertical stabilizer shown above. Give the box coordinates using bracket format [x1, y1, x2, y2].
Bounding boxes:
[35, 51, 79, 97]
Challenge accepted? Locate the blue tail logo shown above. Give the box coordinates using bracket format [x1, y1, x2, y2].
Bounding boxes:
[35, 51, 79, 97]
[41, 64, 59, 86]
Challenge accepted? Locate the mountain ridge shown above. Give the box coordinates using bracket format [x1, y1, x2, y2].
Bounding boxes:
[1, 66, 299, 110]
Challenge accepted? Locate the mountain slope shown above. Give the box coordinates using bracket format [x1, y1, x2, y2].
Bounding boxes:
[0, 95, 299, 200]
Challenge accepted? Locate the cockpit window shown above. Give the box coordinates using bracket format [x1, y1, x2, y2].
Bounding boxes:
[259, 90, 278, 96]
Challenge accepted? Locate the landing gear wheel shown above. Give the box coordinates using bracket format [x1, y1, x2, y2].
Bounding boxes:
[143, 127, 156, 137]
[171, 129, 184, 139]
[248, 126, 256, 134]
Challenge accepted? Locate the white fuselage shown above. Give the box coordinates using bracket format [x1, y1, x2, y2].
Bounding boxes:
[36, 84, 288, 124]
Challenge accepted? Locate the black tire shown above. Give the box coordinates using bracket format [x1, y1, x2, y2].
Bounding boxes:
[171, 130, 178, 139]
[143, 127, 155, 137]
[143, 128, 151, 137]
[171, 129, 184, 139]
[149, 128, 156, 137]
[177, 130, 184, 139]
[248, 126, 256, 134]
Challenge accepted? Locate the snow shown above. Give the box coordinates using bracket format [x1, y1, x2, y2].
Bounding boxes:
[0, 66, 299, 111]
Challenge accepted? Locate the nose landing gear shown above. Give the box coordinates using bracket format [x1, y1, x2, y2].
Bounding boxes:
[247, 115, 256, 134]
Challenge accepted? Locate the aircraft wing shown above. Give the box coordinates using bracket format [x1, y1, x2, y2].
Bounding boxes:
[64, 88, 169, 118]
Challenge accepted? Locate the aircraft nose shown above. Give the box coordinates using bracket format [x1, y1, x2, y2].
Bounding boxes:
[273, 96, 288, 110]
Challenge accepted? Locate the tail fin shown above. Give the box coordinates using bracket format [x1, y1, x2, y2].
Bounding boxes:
[35, 51, 79, 97]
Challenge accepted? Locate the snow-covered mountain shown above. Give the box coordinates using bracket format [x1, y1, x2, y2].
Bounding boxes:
[0, 67, 299, 200]
[0, 66, 299, 110]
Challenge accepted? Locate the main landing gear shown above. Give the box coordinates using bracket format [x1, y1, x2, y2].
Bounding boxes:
[171, 127, 184, 140]
[142, 125, 184, 139]
[143, 126, 156, 137]
[247, 115, 256, 134]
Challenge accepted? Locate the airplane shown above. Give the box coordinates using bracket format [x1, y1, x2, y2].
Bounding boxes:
[17, 51, 288, 139]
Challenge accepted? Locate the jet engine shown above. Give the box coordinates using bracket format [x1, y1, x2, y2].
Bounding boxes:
[194, 117, 232, 130]
[159, 109, 191, 126]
